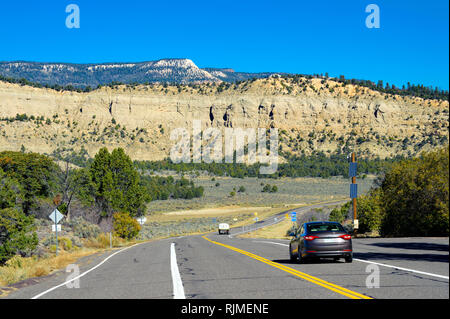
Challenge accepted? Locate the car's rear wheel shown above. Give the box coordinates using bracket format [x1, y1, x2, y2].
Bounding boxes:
[345, 255, 353, 263]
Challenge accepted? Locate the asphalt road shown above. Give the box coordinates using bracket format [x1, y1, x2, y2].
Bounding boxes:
[3, 203, 449, 299]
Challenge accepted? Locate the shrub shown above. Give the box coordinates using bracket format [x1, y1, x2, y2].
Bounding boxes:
[0, 208, 38, 265]
[113, 212, 141, 239]
[84, 233, 124, 249]
[356, 191, 383, 234]
[58, 237, 73, 251]
[67, 217, 101, 239]
[329, 202, 350, 223]
[262, 184, 278, 193]
[329, 194, 383, 234]
[380, 147, 449, 236]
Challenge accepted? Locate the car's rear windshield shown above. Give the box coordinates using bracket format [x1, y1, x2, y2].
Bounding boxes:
[307, 223, 345, 232]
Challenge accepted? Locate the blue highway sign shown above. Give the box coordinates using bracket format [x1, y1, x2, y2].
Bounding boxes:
[350, 184, 358, 199]
[349, 162, 357, 177]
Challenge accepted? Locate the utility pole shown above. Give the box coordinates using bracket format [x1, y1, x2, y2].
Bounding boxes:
[352, 153, 357, 235]
[350, 152, 358, 235]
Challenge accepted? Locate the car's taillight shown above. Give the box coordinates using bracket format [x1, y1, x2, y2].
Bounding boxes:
[304, 235, 319, 241]
[339, 234, 352, 240]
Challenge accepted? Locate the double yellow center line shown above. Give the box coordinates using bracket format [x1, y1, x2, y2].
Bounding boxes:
[202, 235, 372, 299]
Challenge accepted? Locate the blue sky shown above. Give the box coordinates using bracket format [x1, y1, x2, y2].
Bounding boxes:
[0, 0, 448, 89]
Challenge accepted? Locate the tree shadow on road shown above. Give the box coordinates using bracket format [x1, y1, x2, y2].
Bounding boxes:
[367, 242, 449, 252]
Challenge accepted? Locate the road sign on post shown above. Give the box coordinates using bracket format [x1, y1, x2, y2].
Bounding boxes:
[48, 209, 64, 256]
[291, 212, 297, 223]
[136, 216, 147, 225]
[49, 209, 64, 224]
[349, 162, 357, 177]
[350, 184, 358, 198]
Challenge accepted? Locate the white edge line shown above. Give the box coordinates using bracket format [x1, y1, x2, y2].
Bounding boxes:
[353, 258, 449, 280]
[255, 240, 449, 280]
[31, 242, 143, 299]
[170, 243, 186, 299]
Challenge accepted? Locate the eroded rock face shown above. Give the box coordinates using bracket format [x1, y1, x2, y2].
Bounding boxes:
[0, 78, 448, 161]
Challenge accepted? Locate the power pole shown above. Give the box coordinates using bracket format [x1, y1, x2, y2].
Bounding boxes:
[352, 152, 358, 234]
[350, 152, 358, 235]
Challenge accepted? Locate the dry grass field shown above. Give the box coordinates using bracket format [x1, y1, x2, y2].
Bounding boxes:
[238, 217, 294, 240]
[138, 175, 375, 240]
[147, 175, 376, 216]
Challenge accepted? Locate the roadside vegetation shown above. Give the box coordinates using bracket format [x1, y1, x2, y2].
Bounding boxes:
[134, 152, 404, 179]
[240, 147, 448, 240]
[0, 148, 204, 286]
[1, 145, 448, 288]
[329, 147, 449, 237]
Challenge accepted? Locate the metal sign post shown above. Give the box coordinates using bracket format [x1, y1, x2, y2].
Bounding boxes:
[55, 213, 58, 256]
[49, 209, 64, 256]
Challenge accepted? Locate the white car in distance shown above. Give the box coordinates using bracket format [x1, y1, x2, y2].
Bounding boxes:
[218, 223, 230, 235]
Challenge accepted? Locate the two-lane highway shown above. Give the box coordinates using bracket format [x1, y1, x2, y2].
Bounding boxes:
[194, 233, 448, 299]
[3, 204, 448, 299]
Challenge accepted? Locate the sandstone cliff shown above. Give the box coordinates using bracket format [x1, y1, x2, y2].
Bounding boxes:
[0, 76, 448, 161]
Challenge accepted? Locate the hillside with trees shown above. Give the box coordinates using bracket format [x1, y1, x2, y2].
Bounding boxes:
[134, 152, 405, 179]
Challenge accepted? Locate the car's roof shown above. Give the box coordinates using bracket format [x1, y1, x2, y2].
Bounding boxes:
[305, 221, 340, 225]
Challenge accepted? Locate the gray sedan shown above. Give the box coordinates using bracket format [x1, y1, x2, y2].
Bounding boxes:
[289, 221, 353, 263]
